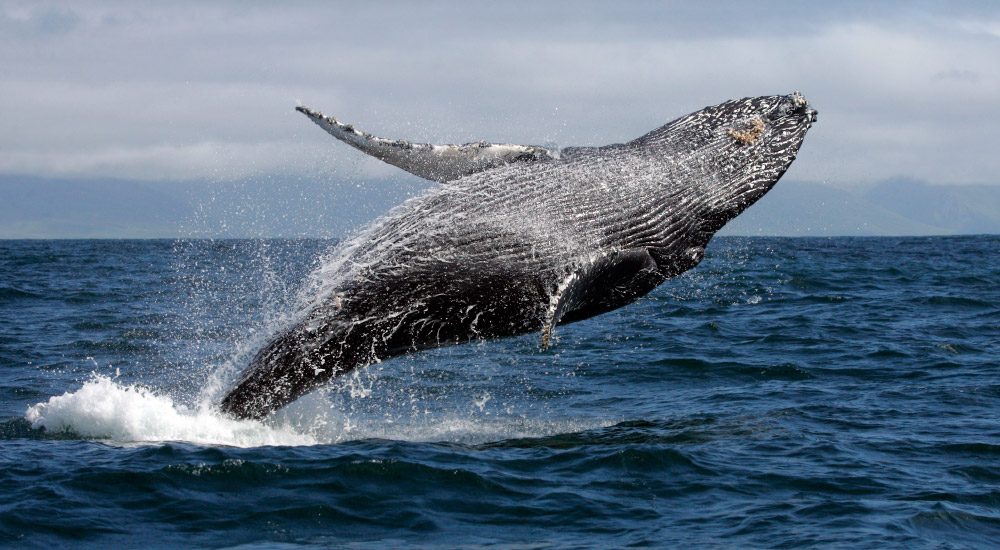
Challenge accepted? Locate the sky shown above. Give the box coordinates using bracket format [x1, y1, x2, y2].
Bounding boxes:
[2, 1, 1000, 236]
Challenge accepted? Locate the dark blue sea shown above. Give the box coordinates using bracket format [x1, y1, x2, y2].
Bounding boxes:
[1, 236, 998, 548]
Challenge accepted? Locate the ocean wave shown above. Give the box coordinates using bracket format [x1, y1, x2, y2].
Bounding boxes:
[0, 286, 43, 301]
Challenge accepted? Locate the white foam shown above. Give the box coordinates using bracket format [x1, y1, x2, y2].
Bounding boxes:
[24, 374, 614, 448]
[25, 375, 316, 447]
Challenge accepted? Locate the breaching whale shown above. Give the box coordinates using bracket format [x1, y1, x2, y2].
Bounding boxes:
[220, 93, 817, 420]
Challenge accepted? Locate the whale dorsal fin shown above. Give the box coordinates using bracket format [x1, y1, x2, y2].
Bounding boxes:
[540, 249, 662, 349]
[297, 105, 556, 183]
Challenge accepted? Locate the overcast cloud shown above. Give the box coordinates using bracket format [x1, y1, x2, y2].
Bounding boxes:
[2, 1, 999, 185]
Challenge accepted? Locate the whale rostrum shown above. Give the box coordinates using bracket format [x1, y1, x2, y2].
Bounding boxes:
[220, 94, 818, 420]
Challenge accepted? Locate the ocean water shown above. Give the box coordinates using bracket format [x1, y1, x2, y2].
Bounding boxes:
[1, 236, 998, 548]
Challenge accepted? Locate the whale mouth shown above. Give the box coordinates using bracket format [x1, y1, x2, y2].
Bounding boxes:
[781, 91, 818, 126]
[753, 92, 817, 146]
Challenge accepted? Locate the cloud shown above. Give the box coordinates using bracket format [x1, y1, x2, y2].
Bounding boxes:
[955, 18, 1000, 39]
[1, 2, 999, 185]
[932, 69, 981, 83]
[0, 3, 80, 36]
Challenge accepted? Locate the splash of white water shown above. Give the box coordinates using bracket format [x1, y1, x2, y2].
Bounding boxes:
[24, 374, 612, 448]
[25, 375, 316, 447]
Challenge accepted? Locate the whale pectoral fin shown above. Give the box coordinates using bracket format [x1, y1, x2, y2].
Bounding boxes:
[541, 272, 580, 350]
[540, 249, 661, 350]
[297, 105, 556, 182]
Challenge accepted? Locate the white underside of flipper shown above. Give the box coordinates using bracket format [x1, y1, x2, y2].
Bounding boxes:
[297, 105, 555, 183]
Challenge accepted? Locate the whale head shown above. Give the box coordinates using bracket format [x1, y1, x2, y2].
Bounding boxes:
[688, 92, 818, 235]
[629, 92, 816, 272]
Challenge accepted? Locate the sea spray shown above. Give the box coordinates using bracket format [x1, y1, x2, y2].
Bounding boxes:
[17, 238, 614, 447]
[25, 374, 316, 447]
[24, 371, 612, 447]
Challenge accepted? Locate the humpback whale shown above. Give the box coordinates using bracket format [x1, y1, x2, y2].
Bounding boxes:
[220, 93, 817, 420]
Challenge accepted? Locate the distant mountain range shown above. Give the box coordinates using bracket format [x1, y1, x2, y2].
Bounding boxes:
[1, 175, 997, 239]
[722, 178, 1000, 236]
[0, 175, 426, 239]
